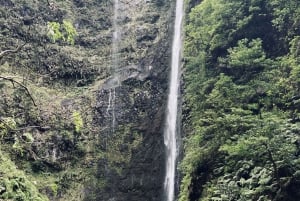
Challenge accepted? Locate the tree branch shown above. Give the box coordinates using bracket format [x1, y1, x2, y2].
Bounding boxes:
[262, 142, 281, 188]
[14, 125, 51, 131]
[0, 42, 27, 60]
[0, 76, 37, 106]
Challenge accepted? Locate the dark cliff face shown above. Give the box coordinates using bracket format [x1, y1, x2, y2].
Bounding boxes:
[91, 1, 173, 200]
[93, 80, 166, 201]
[0, 0, 174, 200]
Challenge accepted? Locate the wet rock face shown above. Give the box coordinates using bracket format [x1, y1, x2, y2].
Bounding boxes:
[1, 0, 173, 200]
[91, 0, 173, 200]
[93, 78, 167, 201]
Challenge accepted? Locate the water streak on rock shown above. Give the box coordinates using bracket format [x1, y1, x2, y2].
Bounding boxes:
[112, 0, 120, 83]
[107, 0, 121, 134]
[106, 88, 116, 134]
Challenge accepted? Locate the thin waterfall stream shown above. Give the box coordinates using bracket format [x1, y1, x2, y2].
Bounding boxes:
[112, 0, 120, 79]
[107, 0, 120, 134]
[164, 0, 183, 201]
[106, 89, 116, 133]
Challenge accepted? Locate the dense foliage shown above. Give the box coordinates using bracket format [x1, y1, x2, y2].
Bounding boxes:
[181, 0, 300, 200]
[0, 151, 48, 201]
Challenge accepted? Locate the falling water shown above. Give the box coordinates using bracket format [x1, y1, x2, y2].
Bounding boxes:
[164, 0, 183, 201]
[112, 0, 120, 81]
[107, 0, 120, 133]
[106, 89, 112, 117]
[106, 89, 116, 133]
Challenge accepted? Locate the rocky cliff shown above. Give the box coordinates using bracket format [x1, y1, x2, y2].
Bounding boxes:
[0, 0, 174, 200]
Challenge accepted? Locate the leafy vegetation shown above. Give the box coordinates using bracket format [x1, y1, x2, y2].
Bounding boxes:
[47, 20, 77, 45]
[72, 111, 84, 133]
[0, 71, 92, 200]
[181, 0, 300, 200]
[0, 151, 49, 201]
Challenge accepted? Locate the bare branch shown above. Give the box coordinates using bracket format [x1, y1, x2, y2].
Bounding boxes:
[0, 42, 27, 60]
[14, 125, 51, 131]
[0, 76, 37, 106]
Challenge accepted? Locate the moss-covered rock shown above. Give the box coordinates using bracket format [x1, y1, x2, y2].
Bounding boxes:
[0, 0, 175, 200]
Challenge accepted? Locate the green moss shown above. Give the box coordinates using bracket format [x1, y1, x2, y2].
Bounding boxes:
[72, 111, 84, 133]
[47, 183, 58, 197]
[100, 125, 143, 175]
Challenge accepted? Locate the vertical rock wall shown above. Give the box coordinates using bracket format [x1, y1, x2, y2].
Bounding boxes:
[91, 1, 174, 201]
[0, 0, 175, 200]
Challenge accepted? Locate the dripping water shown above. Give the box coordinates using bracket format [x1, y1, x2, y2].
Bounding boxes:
[107, 0, 120, 134]
[164, 0, 183, 201]
[106, 89, 116, 134]
[112, 0, 120, 82]
[112, 88, 116, 132]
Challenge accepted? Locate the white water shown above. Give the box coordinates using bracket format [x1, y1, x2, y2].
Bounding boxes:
[107, 0, 120, 133]
[106, 88, 116, 133]
[112, 0, 120, 81]
[164, 0, 183, 201]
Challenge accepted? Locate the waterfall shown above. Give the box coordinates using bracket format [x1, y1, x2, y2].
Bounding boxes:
[107, 0, 120, 134]
[164, 0, 183, 201]
[106, 88, 116, 133]
[112, 0, 120, 82]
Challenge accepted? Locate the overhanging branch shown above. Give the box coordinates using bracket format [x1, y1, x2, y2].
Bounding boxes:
[0, 76, 37, 106]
